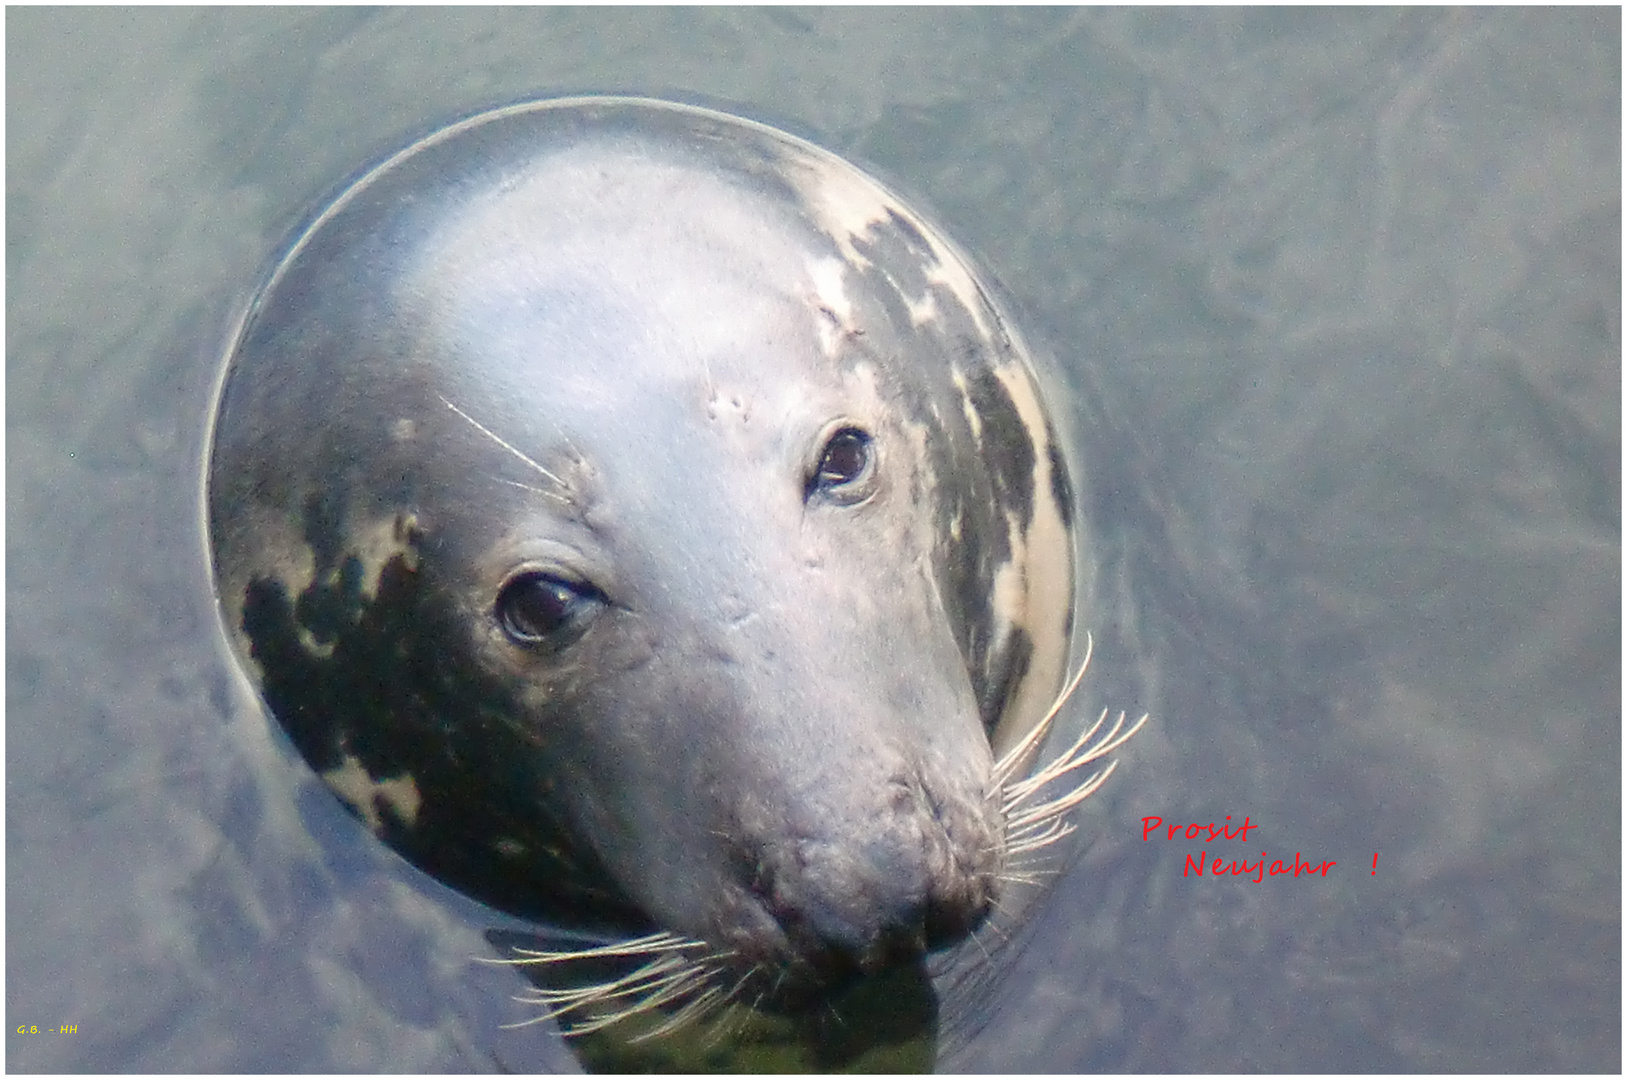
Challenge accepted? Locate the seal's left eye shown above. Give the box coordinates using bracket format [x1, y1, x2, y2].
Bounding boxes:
[806, 426, 875, 504]
[496, 572, 601, 647]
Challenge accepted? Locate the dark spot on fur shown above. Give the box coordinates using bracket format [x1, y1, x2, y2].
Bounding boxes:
[239, 517, 645, 932]
[1047, 435, 1074, 530]
[961, 361, 1036, 532]
[976, 625, 1033, 743]
[885, 207, 932, 257]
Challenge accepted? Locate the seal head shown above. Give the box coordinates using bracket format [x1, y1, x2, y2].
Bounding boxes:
[207, 98, 1079, 989]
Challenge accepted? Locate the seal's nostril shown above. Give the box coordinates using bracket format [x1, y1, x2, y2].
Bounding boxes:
[923, 889, 993, 950]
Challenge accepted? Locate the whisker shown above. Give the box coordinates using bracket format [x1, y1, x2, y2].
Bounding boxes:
[499, 1008, 574, 1030]
[631, 985, 729, 1042]
[479, 929, 696, 966]
[493, 476, 571, 503]
[964, 919, 996, 965]
[1004, 709, 1146, 811]
[440, 395, 569, 490]
[1007, 804, 1081, 843]
[1004, 824, 1079, 857]
[695, 970, 760, 1049]
[995, 634, 1149, 875]
[991, 633, 1096, 788]
[485, 928, 737, 1039]
[516, 955, 690, 1009]
[564, 966, 716, 1037]
[1008, 769, 1112, 831]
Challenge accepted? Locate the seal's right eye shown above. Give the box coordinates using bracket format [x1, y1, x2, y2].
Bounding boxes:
[806, 426, 877, 505]
[495, 572, 601, 647]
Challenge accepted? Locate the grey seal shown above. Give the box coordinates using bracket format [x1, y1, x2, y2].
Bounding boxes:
[205, 96, 1140, 1035]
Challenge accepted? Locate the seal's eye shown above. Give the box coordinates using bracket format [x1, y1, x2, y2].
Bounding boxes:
[806, 426, 876, 505]
[495, 572, 601, 647]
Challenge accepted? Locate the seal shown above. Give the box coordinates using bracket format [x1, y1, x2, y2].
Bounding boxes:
[205, 96, 1142, 1037]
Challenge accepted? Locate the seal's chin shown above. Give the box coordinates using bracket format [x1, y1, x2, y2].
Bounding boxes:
[708, 880, 993, 1011]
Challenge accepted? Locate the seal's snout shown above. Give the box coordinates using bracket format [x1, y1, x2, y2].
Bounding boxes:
[732, 766, 1001, 982]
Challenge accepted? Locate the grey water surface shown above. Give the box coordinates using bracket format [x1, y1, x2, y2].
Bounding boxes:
[7, 7, 1618, 1072]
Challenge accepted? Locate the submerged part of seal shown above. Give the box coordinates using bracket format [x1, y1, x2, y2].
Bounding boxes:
[206, 97, 1129, 1023]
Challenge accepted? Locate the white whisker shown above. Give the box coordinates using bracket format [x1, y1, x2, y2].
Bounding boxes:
[493, 476, 571, 503]
[515, 954, 689, 1009]
[992, 633, 1095, 788]
[486, 927, 742, 1040]
[631, 985, 730, 1043]
[997, 633, 1149, 864]
[440, 395, 569, 490]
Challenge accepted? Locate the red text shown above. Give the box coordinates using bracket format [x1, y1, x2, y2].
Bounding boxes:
[1142, 815, 1258, 843]
[1184, 850, 1337, 882]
